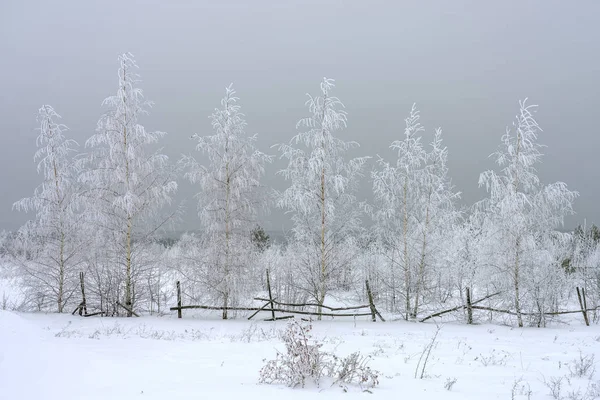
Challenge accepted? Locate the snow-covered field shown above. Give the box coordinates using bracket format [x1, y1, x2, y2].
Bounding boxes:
[1, 310, 600, 400]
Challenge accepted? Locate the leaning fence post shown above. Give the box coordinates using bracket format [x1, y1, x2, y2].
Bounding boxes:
[266, 269, 276, 321]
[366, 279, 376, 322]
[466, 287, 473, 325]
[176, 281, 182, 319]
[576, 287, 590, 326]
[583, 287, 589, 318]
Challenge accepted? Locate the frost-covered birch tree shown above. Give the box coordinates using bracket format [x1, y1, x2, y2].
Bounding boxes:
[12, 105, 83, 312]
[372, 105, 459, 319]
[444, 208, 489, 321]
[371, 104, 426, 319]
[478, 100, 577, 327]
[276, 78, 368, 317]
[181, 84, 270, 319]
[80, 53, 177, 317]
[411, 128, 460, 316]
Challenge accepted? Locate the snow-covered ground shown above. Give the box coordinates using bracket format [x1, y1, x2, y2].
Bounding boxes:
[1, 310, 600, 400]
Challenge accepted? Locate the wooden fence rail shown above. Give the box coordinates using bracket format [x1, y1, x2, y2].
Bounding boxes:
[419, 291, 501, 323]
[252, 298, 371, 312]
[171, 276, 385, 322]
[420, 287, 597, 326]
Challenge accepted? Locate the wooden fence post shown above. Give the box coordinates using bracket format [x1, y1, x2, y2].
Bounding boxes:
[583, 287, 589, 320]
[266, 269, 276, 321]
[79, 271, 87, 316]
[176, 281, 182, 319]
[466, 287, 473, 325]
[366, 279, 376, 322]
[576, 287, 590, 326]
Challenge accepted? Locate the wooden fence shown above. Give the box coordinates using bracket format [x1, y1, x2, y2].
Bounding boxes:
[421, 287, 597, 326]
[170, 273, 385, 322]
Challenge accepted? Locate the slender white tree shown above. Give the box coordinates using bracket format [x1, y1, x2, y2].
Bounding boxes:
[478, 100, 577, 327]
[443, 208, 488, 321]
[80, 53, 177, 316]
[371, 104, 428, 319]
[13, 105, 83, 312]
[276, 78, 368, 317]
[181, 84, 270, 319]
[411, 128, 460, 317]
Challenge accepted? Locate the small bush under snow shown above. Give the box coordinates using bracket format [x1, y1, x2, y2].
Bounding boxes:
[259, 319, 379, 390]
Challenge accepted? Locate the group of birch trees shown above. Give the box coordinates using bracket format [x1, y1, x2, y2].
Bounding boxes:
[3, 53, 596, 326]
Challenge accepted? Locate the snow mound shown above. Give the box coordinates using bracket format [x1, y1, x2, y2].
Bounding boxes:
[0, 310, 34, 339]
[0, 311, 51, 399]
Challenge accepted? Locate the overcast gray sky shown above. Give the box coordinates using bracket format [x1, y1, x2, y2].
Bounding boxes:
[1, 0, 598, 233]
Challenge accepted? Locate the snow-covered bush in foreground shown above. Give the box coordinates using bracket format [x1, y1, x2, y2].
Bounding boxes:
[259, 319, 379, 390]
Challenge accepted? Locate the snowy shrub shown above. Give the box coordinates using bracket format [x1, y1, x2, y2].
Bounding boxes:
[54, 322, 81, 339]
[259, 320, 328, 388]
[476, 349, 510, 367]
[585, 381, 600, 399]
[444, 377, 458, 391]
[569, 352, 596, 379]
[233, 322, 278, 343]
[541, 377, 600, 400]
[330, 351, 379, 391]
[511, 377, 532, 400]
[259, 320, 379, 390]
[565, 388, 585, 400]
[542, 376, 566, 400]
[88, 323, 128, 339]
